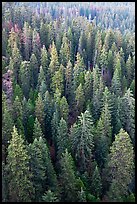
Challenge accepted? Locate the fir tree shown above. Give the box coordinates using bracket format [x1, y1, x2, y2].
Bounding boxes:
[6, 126, 34, 202]
[107, 129, 134, 202]
[70, 110, 94, 173]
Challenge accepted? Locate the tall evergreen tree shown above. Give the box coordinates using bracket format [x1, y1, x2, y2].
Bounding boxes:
[107, 129, 134, 202]
[60, 96, 69, 122]
[57, 118, 69, 160]
[91, 165, 102, 198]
[6, 126, 34, 202]
[75, 83, 85, 114]
[30, 53, 39, 89]
[70, 110, 94, 173]
[33, 117, 44, 141]
[19, 61, 31, 99]
[49, 41, 59, 76]
[12, 96, 24, 136]
[73, 52, 85, 91]
[95, 102, 112, 169]
[35, 93, 45, 131]
[65, 60, 74, 105]
[29, 137, 58, 201]
[59, 32, 70, 67]
[59, 149, 78, 202]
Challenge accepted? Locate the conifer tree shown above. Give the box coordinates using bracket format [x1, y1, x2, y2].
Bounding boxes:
[107, 129, 134, 202]
[49, 41, 60, 76]
[75, 83, 85, 114]
[30, 53, 39, 89]
[95, 102, 112, 168]
[51, 65, 64, 95]
[32, 29, 41, 64]
[73, 52, 85, 91]
[84, 70, 93, 101]
[13, 84, 23, 102]
[57, 118, 69, 160]
[19, 61, 31, 99]
[91, 165, 102, 198]
[12, 96, 24, 136]
[60, 96, 69, 122]
[41, 45, 49, 84]
[70, 110, 94, 173]
[65, 60, 74, 105]
[111, 66, 122, 97]
[121, 89, 135, 144]
[59, 149, 77, 202]
[44, 91, 53, 139]
[6, 126, 34, 202]
[37, 66, 46, 91]
[10, 42, 22, 83]
[22, 22, 32, 60]
[42, 190, 59, 202]
[35, 93, 45, 131]
[59, 32, 70, 67]
[33, 118, 44, 141]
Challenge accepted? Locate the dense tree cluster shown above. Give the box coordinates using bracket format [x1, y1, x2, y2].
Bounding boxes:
[2, 2, 135, 202]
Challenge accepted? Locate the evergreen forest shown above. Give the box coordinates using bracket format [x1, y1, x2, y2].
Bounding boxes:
[2, 2, 135, 202]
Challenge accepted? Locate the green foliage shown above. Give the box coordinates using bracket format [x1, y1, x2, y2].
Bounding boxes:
[57, 118, 69, 160]
[35, 93, 45, 131]
[59, 32, 70, 67]
[42, 190, 59, 202]
[107, 129, 134, 201]
[6, 126, 34, 202]
[71, 110, 94, 173]
[91, 165, 102, 197]
[33, 118, 44, 141]
[19, 61, 31, 99]
[30, 53, 39, 89]
[60, 96, 69, 122]
[12, 96, 24, 136]
[49, 41, 60, 76]
[59, 149, 78, 202]
[29, 137, 58, 201]
[75, 83, 85, 114]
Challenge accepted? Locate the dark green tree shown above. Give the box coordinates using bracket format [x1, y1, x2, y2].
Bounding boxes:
[70, 110, 94, 173]
[6, 126, 34, 202]
[107, 129, 134, 202]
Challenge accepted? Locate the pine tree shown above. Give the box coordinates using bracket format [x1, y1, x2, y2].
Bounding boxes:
[37, 66, 46, 91]
[59, 149, 77, 202]
[13, 84, 23, 102]
[30, 53, 39, 89]
[57, 118, 69, 160]
[32, 29, 41, 64]
[33, 117, 44, 141]
[65, 60, 74, 105]
[35, 93, 45, 131]
[41, 45, 49, 84]
[49, 41, 60, 76]
[22, 22, 32, 60]
[42, 190, 59, 202]
[70, 110, 94, 173]
[6, 126, 34, 202]
[51, 64, 64, 95]
[29, 137, 58, 201]
[44, 91, 53, 140]
[91, 165, 102, 198]
[10, 42, 22, 83]
[121, 89, 135, 144]
[12, 96, 24, 136]
[95, 102, 112, 169]
[19, 61, 31, 99]
[73, 52, 85, 91]
[59, 32, 70, 67]
[60, 96, 69, 122]
[75, 83, 85, 114]
[84, 70, 93, 101]
[107, 50, 114, 78]
[107, 129, 134, 202]
[111, 66, 122, 97]
[126, 55, 133, 86]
